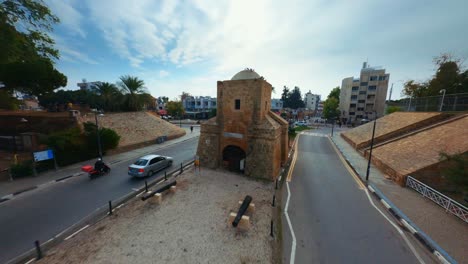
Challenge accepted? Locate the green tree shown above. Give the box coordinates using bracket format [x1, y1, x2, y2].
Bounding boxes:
[402, 53, 468, 97]
[118, 75, 146, 111]
[94, 82, 121, 111]
[289, 86, 305, 109]
[166, 101, 184, 116]
[323, 97, 340, 120]
[281, 86, 290, 108]
[0, 0, 67, 98]
[328, 86, 340, 100]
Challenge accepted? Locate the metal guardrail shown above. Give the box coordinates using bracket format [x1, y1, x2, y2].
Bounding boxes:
[406, 176, 468, 223]
[7, 159, 195, 264]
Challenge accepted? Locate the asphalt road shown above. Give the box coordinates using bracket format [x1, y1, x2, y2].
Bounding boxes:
[283, 130, 424, 264]
[0, 137, 198, 264]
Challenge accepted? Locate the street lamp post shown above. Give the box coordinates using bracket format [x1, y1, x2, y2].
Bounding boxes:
[94, 110, 104, 160]
[439, 89, 446, 112]
[365, 114, 377, 181]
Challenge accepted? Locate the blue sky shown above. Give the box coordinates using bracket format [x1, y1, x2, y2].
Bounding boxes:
[44, 0, 468, 100]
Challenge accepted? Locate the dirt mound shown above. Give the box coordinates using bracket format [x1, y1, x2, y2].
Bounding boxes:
[82, 112, 186, 147]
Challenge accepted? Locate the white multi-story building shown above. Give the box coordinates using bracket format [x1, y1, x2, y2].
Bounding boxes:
[304, 91, 321, 111]
[183, 96, 217, 112]
[270, 99, 283, 111]
[339, 62, 390, 124]
[77, 79, 102, 91]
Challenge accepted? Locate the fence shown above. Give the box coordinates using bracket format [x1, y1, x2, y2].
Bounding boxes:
[406, 176, 468, 223]
[7, 159, 195, 264]
[389, 93, 468, 112]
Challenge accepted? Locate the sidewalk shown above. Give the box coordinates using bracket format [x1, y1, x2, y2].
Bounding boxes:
[331, 129, 468, 263]
[0, 127, 200, 200]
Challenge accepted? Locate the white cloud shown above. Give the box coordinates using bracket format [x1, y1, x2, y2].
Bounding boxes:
[159, 70, 169, 78]
[45, 0, 86, 38]
[59, 0, 468, 99]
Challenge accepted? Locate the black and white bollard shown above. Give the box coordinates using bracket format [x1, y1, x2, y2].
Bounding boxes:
[35, 240, 42, 260]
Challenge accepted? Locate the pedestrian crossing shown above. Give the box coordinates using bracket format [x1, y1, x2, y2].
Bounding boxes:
[300, 131, 329, 137]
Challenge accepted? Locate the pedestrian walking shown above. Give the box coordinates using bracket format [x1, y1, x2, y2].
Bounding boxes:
[190, 125, 193, 133]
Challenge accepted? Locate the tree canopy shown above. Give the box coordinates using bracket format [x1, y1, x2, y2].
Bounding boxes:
[323, 87, 340, 120]
[281, 86, 305, 109]
[166, 101, 184, 116]
[0, 0, 67, 99]
[402, 54, 468, 97]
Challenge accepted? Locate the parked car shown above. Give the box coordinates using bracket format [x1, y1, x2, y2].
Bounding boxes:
[128, 154, 173, 178]
[294, 121, 308, 127]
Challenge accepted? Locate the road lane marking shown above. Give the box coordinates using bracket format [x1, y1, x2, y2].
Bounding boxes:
[64, 225, 90, 241]
[328, 137, 365, 189]
[285, 181, 297, 264]
[286, 135, 300, 182]
[364, 189, 425, 264]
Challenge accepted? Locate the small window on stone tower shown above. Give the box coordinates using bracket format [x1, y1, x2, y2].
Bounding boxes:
[235, 99, 240, 110]
[265, 101, 268, 111]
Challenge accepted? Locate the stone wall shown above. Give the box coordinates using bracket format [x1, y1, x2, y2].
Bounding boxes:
[369, 115, 468, 185]
[341, 112, 446, 149]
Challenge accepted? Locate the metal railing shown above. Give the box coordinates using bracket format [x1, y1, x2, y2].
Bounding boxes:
[406, 176, 468, 223]
[389, 93, 468, 112]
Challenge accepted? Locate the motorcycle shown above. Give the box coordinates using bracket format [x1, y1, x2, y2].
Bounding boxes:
[81, 164, 111, 179]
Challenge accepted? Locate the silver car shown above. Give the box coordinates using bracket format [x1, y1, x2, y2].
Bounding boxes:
[128, 154, 173, 178]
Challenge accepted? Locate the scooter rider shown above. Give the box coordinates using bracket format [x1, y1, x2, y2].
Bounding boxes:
[94, 158, 105, 173]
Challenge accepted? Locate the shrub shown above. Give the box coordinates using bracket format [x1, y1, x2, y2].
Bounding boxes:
[386, 106, 402, 114]
[10, 160, 33, 178]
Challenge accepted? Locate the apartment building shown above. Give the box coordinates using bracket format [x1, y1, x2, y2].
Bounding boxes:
[77, 79, 102, 91]
[304, 91, 321, 111]
[182, 96, 217, 112]
[339, 62, 389, 124]
[271, 99, 283, 111]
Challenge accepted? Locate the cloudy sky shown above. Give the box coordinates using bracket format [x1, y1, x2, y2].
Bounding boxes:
[45, 0, 468, 100]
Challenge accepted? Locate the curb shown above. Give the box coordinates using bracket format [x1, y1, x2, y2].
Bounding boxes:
[0, 135, 200, 205]
[0, 172, 83, 204]
[329, 136, 457, 264]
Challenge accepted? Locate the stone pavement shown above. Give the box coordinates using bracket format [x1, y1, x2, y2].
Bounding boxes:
[0, 126, 200, 200]
[330, 128, 468, 263]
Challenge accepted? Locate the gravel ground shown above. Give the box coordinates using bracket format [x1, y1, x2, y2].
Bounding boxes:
[39, 168, 275, 264]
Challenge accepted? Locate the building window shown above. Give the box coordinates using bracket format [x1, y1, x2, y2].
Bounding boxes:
[356, 115, 363, 118]
[351, 95, 358, 100]
[235, 99, 240, 110]
[359, 91, 366, 95]
[370, 76, 378, 81]
[368, 85, 377, 91]
[352, 86, 359, 91]
[378, 76, 386, 81]
[360, 82, 368, 86]
[358, 100, 365, 103]
[357, 107, 364, 111]
[349, 112, 355, 115]
[350, 104, 356, 107]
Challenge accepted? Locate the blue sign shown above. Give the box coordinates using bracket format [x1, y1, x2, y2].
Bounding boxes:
[33, 150, 54, 162]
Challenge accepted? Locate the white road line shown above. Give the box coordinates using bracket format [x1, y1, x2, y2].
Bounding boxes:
[381, 199, 392, 209]
[132, 188, 140, 191]
[364, 189, 425, 264]
[64, 225, 89, 241]
[136, 191, 145, 197]
[115, 203, 125, 209]
[285, 182, 297, 264]
[24, 258, 35, 264]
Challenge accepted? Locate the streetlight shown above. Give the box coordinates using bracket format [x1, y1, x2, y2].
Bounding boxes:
[365, 112, 377, 181]
[439, 89, 446, 112]
[94, 110, 104, 160]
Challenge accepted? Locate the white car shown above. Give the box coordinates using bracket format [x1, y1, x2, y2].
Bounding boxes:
[294, 121, 308, 127]
[128, 154, 173, 178]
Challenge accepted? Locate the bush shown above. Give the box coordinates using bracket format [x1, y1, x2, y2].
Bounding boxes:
[10, 160, 33, 178]
[386, 106, 402, 114]
[83, 122, 120, 154]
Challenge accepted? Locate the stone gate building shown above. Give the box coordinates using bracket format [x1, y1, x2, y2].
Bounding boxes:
[196, 69, 288, 181]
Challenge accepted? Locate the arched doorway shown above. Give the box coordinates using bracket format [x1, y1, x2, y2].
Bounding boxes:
[222, 145, 246, 172]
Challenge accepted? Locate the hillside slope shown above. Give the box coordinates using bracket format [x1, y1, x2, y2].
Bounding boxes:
[82, 112, 186, 147]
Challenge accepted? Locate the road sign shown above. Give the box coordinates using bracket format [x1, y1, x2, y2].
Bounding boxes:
[33, 150, 54, 162]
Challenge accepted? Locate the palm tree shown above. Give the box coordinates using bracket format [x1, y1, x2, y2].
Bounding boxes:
[118, 75, 146, 111]
[94, 82, 121, 111]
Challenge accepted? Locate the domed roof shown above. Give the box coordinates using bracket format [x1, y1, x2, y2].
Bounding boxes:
[231, 69, 261, 80]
